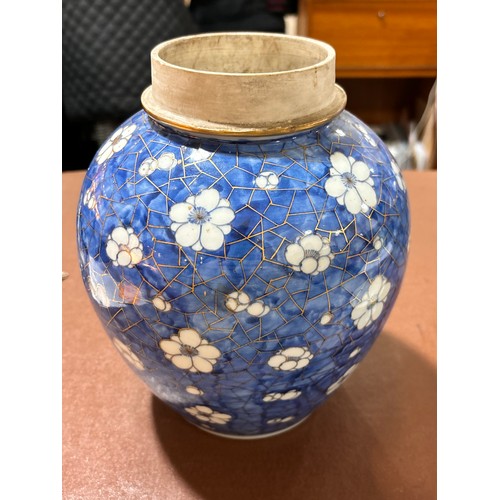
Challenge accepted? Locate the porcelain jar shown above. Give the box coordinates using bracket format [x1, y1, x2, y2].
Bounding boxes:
[77, 32, 410, 439]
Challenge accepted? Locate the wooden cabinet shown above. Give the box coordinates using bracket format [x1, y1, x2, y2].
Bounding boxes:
[298, 0, 436, 78]
[298, 0, 437, 126]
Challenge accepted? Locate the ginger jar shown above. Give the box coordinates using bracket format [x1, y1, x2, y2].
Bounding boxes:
[77, 32, 410, 438]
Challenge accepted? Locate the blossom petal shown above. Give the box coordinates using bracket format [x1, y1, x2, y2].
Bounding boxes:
[153, 297, 169, 311]
[256, 175, 268, 189]
[117, 251, 132, 267]
[192, 356, 214, 373]
[349, 347, 362, 359]
[284, 347, 305, 358]
[129, 248, 143, 265]
[210, 416, 228, 425]
[171, 355, 194, 370]
[344, 189, 363, 214]
[108, 129, 122, 145]
[378, 280, 391, 301]
[127, 233, 140, 249]
[99, 137, 114, 152]
[179, 328, 202, 348]
[268, 173, 279, 185]
[295, 358, 310, 369]
[285, 244, 305, 266]
[301, 257, 318, 274]
[175, 223, 202, 248]
[320, 312, 333, 325]
[139, 158, 157, 176]
[225, 298, 240, 311]
[200, 222, 224, 251]
[96, 145, 113, 164]
[195, 405, 212, 414]
[371, 302, 384, 321]
[280, 360, 298, 371]
[356, 183, 377, 208]
[351, 161, 370, 181]
[186, 385, 203, 395]
[113, 138, 128, 153]
[111, 227, 130, 245]
[122, 124, 136, 137]
[159, 339, 182, 355]
[369, 276, 384, 299]
[268, 354, 286, 368]
[325, 176, 346, 197]
[158, 153, 176, 170]
[210, 207, 235, 225]
[100, 145, 114, 161]
[352, 301, 368, 320]
[356, 312, 372, 329]
[196, 344, 221, 360]
[282, 391, 300, 400]
[227, 297, 249, 312]
[301, 234, 323, 252]
[195, 189, 220, 212]
[316, 255, 331, 272]
[330, 152, 352, 174]
[106, 240, 119, 260]
[247, 301, 265, 316]
[196, 414, 210, 422]
[319, 241, 332, 256]
[170, 202, 193, 223]
[238, 292, 251, 305]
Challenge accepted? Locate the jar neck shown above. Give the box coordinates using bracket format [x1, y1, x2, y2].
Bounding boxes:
[141, 33, 347, 139]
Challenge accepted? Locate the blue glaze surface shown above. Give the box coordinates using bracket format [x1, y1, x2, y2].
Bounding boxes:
[77, 109, 409, 437]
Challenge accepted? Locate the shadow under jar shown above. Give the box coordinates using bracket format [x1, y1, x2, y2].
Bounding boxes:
[76, 32, 410, 439]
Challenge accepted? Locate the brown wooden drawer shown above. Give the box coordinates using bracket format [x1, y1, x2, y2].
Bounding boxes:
[298, 0, 437, 77]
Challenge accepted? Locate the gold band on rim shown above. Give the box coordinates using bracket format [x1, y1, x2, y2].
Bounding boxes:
[141, 84, 347, 138]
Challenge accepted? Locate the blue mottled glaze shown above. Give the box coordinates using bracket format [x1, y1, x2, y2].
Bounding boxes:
[77, 109, 409, 437]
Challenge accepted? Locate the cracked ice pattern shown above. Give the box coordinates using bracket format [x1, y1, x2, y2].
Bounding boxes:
[77, 110, 409, 437]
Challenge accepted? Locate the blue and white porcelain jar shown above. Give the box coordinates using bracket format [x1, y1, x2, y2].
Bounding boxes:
[77, 33, 410, 438]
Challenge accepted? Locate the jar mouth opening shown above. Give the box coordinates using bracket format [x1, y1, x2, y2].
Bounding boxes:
[142, 32, 346, 138]
[154, 32, 335, 77]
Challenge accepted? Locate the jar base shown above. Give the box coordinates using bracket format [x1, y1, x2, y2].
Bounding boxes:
[193, 415, 310, 440]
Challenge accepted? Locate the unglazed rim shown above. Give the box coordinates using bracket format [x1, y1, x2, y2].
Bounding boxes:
[141, 32, 347, 137]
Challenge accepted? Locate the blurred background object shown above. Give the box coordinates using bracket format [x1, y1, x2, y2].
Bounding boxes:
[189, 0, 298, 33]
[62, 0, 436, 171]
[62, 0, 198, 171]
[62, 0, 300, 171]
[297, 0, 437, 170]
